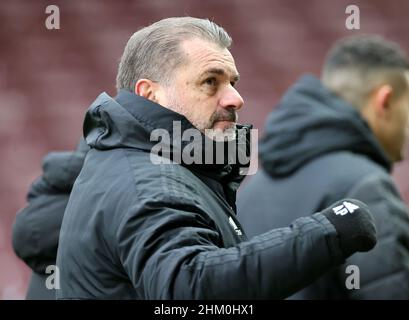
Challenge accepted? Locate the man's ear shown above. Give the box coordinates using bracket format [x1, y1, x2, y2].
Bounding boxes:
[134, 79, 158, 103]
[373, 84, 393, 117]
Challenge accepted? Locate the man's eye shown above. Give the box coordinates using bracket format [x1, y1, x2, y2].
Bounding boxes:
[204, 78, 217, 86]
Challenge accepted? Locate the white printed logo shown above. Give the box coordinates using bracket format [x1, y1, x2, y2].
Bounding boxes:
[333, 201, 360, 216]
[229, 217, 243, 236]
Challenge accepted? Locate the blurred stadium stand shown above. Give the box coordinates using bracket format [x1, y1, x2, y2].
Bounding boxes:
[1, 0, 409, 299]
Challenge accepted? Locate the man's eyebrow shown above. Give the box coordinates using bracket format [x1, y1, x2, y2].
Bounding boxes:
[202, 68, 240, 81]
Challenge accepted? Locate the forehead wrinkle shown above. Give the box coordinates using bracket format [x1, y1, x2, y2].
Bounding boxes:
[181, 39, 238, 78]
[196, 55, 239, 80]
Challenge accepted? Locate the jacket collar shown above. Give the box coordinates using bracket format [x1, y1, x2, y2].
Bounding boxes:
[84, 90, 251, 195]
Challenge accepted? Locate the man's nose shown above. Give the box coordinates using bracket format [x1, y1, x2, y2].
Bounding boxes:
[219, 85, 244, 111]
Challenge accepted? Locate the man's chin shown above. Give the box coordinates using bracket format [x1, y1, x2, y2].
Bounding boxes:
[205, 124, 237, 142]
[213, 121, 236, 131]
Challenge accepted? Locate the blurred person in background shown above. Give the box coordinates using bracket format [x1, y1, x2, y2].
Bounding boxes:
[47, 17, 378, 299]
[238, 35, 409, 299]
[12, 139, 88, 299]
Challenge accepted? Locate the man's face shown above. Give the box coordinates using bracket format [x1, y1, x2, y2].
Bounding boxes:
[380, 87, 409, 162]
[390, 91, 409, 161]
[157, 38, 244, 140]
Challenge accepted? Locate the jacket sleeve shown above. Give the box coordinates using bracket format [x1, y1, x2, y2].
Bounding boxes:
[117, 197, 346, 299]
[12, 150, 86, 274]
[342, 172, 409, 299]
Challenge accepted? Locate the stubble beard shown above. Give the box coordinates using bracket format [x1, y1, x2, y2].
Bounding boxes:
[166, 91, 237, 142]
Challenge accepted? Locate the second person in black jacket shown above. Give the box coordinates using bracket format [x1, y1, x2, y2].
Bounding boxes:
[12, 138, 88, 299]
[238, 35, 409, 299]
